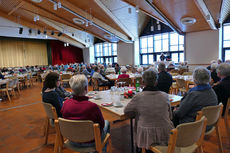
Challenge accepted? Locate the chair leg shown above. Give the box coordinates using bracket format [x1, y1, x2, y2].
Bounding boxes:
[44, 118, 50, 145]
[195, 146, 204, 153]
[54, 134, 59, 153]
[142, 148, 146, 153]
[216, 126, 224, 153]
[224, 115, 230, 143]
[107, 136, 112, 153]
[6, 91, 11, 102]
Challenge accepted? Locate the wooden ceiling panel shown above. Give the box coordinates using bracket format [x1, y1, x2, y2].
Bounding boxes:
[0, 0, 21, 13]
[151, 0, 211, 33]
[204, 0, 222, 24]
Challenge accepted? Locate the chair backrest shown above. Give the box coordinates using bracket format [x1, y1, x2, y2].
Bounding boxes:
[8, 79, 15, 88]
[200, 104, 223, 126]
[182, 72, 193, 75]
[170, 73, 179, 76]
[176, 79, 186, 88]
[175, 116, 207, 147]
[92, 78, 99, 90]
[42, 102, 58, 120]
[58, 118, 95, 143]
[61, 74, 72, 80]
[117, 78, 132, 86]
[224, 98, 230, 119]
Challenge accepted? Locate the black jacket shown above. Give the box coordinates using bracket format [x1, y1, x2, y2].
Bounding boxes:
[213, 76, 230, 116]
[157, 71, 173, 93]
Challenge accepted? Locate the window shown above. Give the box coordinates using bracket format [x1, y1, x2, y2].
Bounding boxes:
[139, 32, 184, 65]
[223, 24, 230, 61]
[94, 43, 117, 64]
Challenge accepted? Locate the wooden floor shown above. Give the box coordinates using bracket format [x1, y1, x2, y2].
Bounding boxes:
[0, 82, 230, 153]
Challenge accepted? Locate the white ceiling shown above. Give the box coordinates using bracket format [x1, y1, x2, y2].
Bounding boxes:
[0, 16, 55, 40]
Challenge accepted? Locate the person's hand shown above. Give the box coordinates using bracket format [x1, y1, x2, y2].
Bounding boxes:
[64, 97, 70, 100]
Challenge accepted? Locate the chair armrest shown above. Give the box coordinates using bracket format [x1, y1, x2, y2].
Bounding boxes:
[101, 133, 111, 148]
[149, 146, 163, 153]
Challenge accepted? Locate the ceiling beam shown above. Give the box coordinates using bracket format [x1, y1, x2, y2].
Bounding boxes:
[144, 0, 184, 35]
[0, 10, 85, 48]
[48, 0, 132, 42]
[94, 0, 135, 41]
[20, 0, 107, 42]
[194, 0, 217, 30]
[8, 1, 25, 15]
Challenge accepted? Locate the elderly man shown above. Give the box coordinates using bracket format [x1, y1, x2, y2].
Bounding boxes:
[81, 65, 90, 76]
[213, 63, 230, 116]
[157, 62, 173, 93]
[61, 75, 110, 152]
[173, 67, 218, 126]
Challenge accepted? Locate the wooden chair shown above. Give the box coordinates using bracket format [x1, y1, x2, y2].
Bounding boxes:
[54, 118, 112, 153]
[60, 74, 72, 87]
[224, 98, 230, 143]
[116, 78, 132, 87]
[182, 72, 193, 75]
[91, 78, 107, 91]
[142, 116, 207, 153]
[0, 81, 12, 102]
[42, 102, 58, 145]
[176, 79, 188, 95]
[196, 104, 224, 153]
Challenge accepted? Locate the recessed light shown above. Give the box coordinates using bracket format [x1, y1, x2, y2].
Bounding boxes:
[73, 18, 85, 25]
[31, 0, 42, 3]
[181, 17, 196, 25]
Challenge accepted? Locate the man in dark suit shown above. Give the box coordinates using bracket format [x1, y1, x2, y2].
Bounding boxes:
[0, 71, 4, 80]
[157, 62, 173, 93]
[213, 63, 230, 116]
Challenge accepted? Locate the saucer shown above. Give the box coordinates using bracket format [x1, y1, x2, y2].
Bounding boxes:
[113, 103, 123, 107]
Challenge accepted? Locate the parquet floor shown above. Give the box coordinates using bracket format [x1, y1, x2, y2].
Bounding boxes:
[0, 82, 229, 153]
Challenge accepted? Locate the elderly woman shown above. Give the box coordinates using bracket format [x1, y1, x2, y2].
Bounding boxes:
[124, 70, 174, 151]
[118, 67, 130, 79]
[135, 67, 143, 77]
[61, 75, 110, 151]
[213, 63, 230, 116]
[42, 72, 63, 117]
[173, 67, 218, 126]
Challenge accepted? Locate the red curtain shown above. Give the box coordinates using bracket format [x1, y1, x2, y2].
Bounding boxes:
[51, 40, 83, 65]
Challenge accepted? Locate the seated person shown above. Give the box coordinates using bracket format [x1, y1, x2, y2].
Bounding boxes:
[56, 84, 72, 99]
[157, 62, 173, 93]
[124, 70, 174, 151]
[93, 67, 113, 88]
[173, 67, 218, 127]
[61, 75, 110, 152]
[115, 63, 120, 74]
[105, 63, 115, 74]
[0, 71, 4, 79]
[207, 60, 217, 70]
[118, 67, 130, 79]
[210, 63, 220, 84]
[42, 72, 63, 117]
[213, 63, 230, 116]
[81, 65, 91, 76]
[167, 61, 175, 72]
[135, 67, 143, 77]
[99, 64, 106, 77]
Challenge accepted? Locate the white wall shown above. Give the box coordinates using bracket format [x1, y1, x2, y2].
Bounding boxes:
[186, 30, 219, 66]
[83, 48, 90, 64]
[117, 42, 134, 65]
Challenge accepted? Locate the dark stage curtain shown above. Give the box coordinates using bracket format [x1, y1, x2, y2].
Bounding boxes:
[50, 40, 83, 65]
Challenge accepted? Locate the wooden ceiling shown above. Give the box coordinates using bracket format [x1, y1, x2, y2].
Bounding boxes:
[0, 0, 226, 47]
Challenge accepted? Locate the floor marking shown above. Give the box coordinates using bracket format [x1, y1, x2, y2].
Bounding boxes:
[0, 101, 41, 111]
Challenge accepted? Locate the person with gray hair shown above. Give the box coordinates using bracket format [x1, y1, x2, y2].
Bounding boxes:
[118, 67, 129, 79]
[124, 70, 174, 151]
[173, 66, 217, 126]
[135, 67, 143, 77]
[157, 62, 173, 93]
[213, 63, 230, 116]
[210, 63, 220, 84]
[61, 75, 110, 152]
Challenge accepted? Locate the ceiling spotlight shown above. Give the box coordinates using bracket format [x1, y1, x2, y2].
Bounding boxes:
[72, 33, 74, 37]
[64, 43, 66, 47]
[58, 1, 61, 8]
[45, 35, 48, 39]
[58, 32, 62, 36]
[157, 24, 161, 30]
[135, 5, 139, 13]
[85, 21, 89, 27]
[37, 30, 41, 34]
[31, 0, 43, 3]
[128, 7, 132, 14]
[156, 20, 160, 24]
[51, 31, 54, 35]
[72, 18, 85, 25]
[180, 17, 196, 25]
[66, 42, 69, 46]
[28, 29, 32, 34]
[43, 30, 47, 35]
[53, 3, 57, 10]
[150, 25, 154, 31]
[33, 15, 39, 22]
[19, 27, 23, 34]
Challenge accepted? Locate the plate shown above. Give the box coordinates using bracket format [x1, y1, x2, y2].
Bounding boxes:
[113, 103, 123, 107]
[101, 102, 113, 107]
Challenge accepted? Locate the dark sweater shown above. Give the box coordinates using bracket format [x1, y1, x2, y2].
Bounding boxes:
[157, 71, 173, 93]
[174, 88, 218, 124]
[61, 96, 105, 131]
[42, 90, 63, 117]
[213, 76, 230, 116]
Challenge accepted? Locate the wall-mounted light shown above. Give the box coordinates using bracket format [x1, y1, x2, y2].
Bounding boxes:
[150, 25, 154, 31]
[135, 5, 139, 13]
[157, 24, 161, 30]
